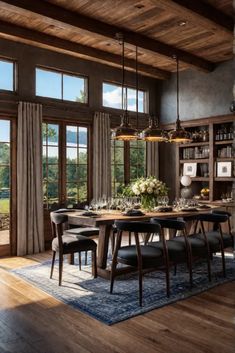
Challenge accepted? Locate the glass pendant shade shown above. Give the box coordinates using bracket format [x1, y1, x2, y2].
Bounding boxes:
[141, 116, 168, 142]
[168, 56, 192, 143]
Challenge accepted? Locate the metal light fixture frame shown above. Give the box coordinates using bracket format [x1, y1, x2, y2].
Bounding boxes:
[141, 115, 168, 142]
[112, 34, 138, 141]
[168, 56, 192, 143]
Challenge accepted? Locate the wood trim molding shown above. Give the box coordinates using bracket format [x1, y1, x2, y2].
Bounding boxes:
[161, 114, 235, 129]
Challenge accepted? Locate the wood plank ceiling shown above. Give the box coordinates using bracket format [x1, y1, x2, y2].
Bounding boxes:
[0, 0, 233, 79]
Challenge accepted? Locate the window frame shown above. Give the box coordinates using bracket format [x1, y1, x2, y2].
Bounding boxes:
[111, 139, 147, 196]
[102, 81, 148, 114]
[36, 66, 89, 104]
[42, 118, 91, 209]
[0, 57, 17, 93]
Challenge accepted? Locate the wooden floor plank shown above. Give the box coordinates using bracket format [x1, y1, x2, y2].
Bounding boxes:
[0, 253, 234, 353]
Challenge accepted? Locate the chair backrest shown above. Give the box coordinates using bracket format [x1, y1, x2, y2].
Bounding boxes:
[115, 220, 160, 234]
[50, 213, 68, 245]
[212, 210, 231, 218]
[150, 217, 186, 231]
[197, 213, 228, 223]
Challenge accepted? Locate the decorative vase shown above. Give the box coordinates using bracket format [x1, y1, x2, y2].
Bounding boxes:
[141, 194, 156, 211]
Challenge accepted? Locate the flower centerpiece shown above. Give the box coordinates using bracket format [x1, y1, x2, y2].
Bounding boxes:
[131, 176, 168, 211]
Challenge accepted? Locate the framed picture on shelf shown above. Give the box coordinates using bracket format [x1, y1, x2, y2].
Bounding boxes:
[183, 162, 197, 177]
[217, 161, 232, 177]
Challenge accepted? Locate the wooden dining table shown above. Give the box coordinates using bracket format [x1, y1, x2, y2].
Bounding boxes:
[65, 205, 220, 279]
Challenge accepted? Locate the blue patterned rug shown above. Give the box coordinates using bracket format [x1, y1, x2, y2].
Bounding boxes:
[11, 254, 235, 325]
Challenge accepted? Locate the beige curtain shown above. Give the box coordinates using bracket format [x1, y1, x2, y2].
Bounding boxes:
[146, 142, 159, 178]
[17, 102, 44, 256]
[93, 112, 111, 199]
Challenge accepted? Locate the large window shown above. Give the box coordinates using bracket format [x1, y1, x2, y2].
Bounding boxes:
[36, 68, 88, 103]
[43, 123, 59, 206]
[0, 120, 11, 246]
[0, 58, 15, 92]
[111, 139, 146, 195]
[129, 140, 146, 182]
[43, 122, 89, 209]
[66, 126, 88, 204]
[103, 82, 146, 113]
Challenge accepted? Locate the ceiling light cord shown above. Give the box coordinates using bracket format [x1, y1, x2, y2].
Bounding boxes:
[136, 45, 139, 132]
[176, 56, 179, 123]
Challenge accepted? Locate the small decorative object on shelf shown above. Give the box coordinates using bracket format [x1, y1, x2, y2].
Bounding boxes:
[131, 176, 168, 211]
[200, 188, 209, 200]
[180, 175, 193, 199]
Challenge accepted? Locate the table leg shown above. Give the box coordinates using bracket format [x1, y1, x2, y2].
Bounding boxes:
[97, 224, 112, 269]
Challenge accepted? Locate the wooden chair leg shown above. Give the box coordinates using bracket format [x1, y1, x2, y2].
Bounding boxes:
[206, 254, 212, 282]
[58, 253, 63, 286]
[110, 259, 117, 294]
[138, 269, 143, 306]
[92, 249, 97, 278]
[128, 231, 131, 245]
[85, 251, 88, 265]
[174, 265, 177, 275]
[220, 244, 226, 277]
[50, 251, 56, 279]
[165, 267, 170, 298]
[78, 252, 82, 270]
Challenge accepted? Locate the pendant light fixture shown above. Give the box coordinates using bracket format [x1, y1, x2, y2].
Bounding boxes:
[168, 56, 192, 143]
[141, 115, 168, 142]
[112, 34, 138, 141]
[138, 46, 167, 142]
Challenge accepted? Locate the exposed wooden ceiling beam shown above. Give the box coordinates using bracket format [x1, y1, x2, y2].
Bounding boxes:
[0, 20, 170, 80]
[169, 0, 234, 33]
[0, 0, 215, 72]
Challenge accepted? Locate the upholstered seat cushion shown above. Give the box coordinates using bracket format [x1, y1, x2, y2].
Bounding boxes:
[150, 240, 187, 262]
[52, 235, 97, 253]
[65, 227, 99, 237]
[196, 231, 233, 251]
[117, 245, 163, 268]
[193, 232, 220, 252]
[173, 236, 207, 257]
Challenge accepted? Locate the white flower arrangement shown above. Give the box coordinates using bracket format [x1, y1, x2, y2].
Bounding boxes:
[131, 176, 168, 197]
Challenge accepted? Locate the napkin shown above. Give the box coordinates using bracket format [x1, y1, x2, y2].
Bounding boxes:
[81, 211, 98, 217]
[157, 206, 173, 212]
[53, 208, 76, 213]
[181, 208, 198, 212]
[123, 209, 145, 216]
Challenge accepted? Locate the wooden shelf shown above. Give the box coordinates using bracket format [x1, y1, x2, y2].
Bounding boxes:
[179, 141, 209, 147]
[191, 177, 209, 181]
[215, 140, 234, 145]
[180, 159, 209, 163]
[216, 157, 234, 161]
[214, 177, 235, 182]
[176, 117, 234, 202]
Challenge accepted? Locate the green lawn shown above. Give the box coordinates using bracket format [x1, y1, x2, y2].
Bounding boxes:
[0, 199, 9, 213]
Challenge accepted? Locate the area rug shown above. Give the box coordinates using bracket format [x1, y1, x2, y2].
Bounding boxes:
[11, 255, 235, 325]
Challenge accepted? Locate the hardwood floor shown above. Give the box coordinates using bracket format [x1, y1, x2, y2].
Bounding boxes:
[0, 252, 234, 353]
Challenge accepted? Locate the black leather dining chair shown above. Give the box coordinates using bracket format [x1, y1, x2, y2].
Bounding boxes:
[50, 212, 97, 285]
[162, 215, 212, 282]
[192, 212, 232, 277]
[150, 218, 193, 288]
[211, 210, 234, 250]
[110, 220, 167, 306]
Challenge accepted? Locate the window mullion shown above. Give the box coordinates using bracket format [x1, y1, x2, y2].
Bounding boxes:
[124, 141, 130, 185]
[60, 123, 66, 204]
